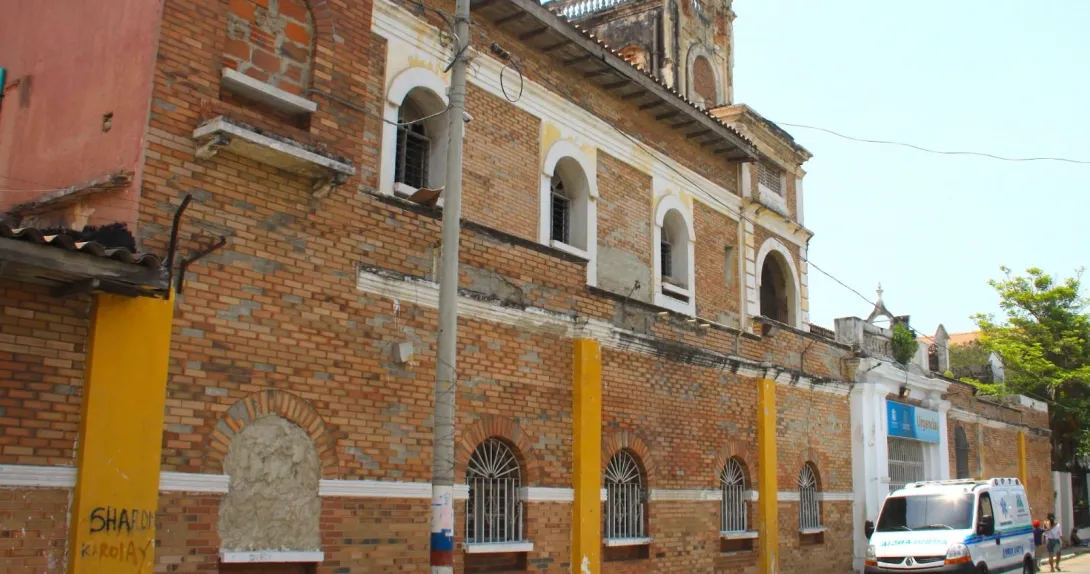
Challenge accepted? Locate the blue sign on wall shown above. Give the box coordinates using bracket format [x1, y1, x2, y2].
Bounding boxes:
[886, 400, 941, 444]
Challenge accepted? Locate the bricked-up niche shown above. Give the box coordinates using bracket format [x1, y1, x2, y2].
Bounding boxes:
[219, 415, 321, 551]
[225, 0, 315, 95]
[206, 390, 339, 478]
[692, 55, 716, 106]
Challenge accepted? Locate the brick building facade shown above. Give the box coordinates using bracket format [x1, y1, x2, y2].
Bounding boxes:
[0, 0, 1052, 574]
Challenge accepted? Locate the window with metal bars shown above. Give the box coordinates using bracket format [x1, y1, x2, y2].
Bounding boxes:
[887, 436, 925, 492]
[550, 175, 571, 244]
[466, 438, 523, 544]
[660, 238, 673, 281]
[394, 100, 430, 190]
[757, 162, 782, 196]
[721, 458, 747, 533]
[604, 451, 646, 540]
[798, 464, 821, 531]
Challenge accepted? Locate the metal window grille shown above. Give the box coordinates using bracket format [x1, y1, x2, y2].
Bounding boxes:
[394, 101, 430, 190]
[605, 451, 645, 539]
[550, 175, 570, 244]
[798, 465, 821, 530]
[758, 162, 782, 195]
[660, 238, 673, 281]
[721, 458, 747, 533]
[887, 437, 925, 492]
[466, 438, 522, 543]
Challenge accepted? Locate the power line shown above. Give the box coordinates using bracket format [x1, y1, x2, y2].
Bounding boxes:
[777, 122, 1090, 165]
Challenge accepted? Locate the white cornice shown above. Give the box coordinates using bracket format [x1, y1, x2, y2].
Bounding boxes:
[0, 465, 76, 488]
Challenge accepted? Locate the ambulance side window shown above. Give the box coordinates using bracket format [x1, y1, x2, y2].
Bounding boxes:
[977, 493, 995, 535]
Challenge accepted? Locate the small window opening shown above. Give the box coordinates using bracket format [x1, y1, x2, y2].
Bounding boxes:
[758, 162, 783, 196]
[395, 100, 431, 190]
[550, 175, 571, 244]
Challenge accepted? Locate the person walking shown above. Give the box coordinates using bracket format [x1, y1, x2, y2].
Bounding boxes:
[1035, 520, 1048, 572]
[1046, 514, 1064, 572]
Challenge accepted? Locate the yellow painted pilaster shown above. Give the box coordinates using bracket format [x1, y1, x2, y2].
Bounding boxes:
[1018, 431, 1028, 493]
[572, 339, 602, 574]
[757, 376, 779, 574]
[68, 293, 174, 574]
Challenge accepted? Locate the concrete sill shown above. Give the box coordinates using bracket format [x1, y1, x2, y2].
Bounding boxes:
[463, 542, 533, 554]
[221, 68, 317, 115]
[219, 551, 324, 563]
[549, 240, 589, 261]
[720, 530, 759, 540]
[193, 117, 355, 181]
[661, 282, 691, 298]
[799, 527, 826, 535]
[604, 537, 652, 547]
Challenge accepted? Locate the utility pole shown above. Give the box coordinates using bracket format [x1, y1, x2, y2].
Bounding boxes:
[430, 0, 470, 569]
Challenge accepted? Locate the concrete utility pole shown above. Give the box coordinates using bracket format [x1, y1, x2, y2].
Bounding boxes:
[430, 0, 470, 569]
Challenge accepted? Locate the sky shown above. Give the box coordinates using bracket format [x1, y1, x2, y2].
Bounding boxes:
[732, 0, 1090, 335]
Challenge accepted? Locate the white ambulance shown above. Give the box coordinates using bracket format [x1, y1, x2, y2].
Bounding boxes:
[865, 478, 1035, 574]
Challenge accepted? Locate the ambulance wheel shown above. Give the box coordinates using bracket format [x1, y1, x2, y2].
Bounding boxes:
[1022, 556, 1035, 574]
[975, 564, 988, 574]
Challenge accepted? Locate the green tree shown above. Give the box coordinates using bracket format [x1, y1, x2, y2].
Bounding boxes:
[948, 341, 991, 371]
[971, 266, 1090, 469]
[891, 323, 919, 365]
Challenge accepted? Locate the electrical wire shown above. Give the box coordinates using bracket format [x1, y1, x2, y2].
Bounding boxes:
[776, 122, 1090, 166]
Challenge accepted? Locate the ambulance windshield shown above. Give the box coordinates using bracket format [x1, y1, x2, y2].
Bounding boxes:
[876, 493, 975, 532]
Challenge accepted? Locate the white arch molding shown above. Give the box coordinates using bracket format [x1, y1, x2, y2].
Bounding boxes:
[538, 139, 599, 286]
[753, 237, 802, 329]
[652, 193, 696, 315]
[380, 66, 450, 197]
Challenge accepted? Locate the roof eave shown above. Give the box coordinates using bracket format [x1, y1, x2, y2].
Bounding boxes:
[476, 0, 758, 162]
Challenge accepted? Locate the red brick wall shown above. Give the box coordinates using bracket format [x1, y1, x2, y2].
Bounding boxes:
[0, 280, 88, 466]
[0, 488, 71, 574]
[776, 386, 853, 574]
[692, 56, 716, 104]
[462, 84, 541, 242]
[693, 201, 740, 325]
[224, 0, 315, 95]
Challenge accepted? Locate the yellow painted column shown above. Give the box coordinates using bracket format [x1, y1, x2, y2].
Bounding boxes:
[68, 293, 174, 574]
[572, 339, 602, 574]
[1018, 430, 1028, 492]
[757, 376, 779, 574]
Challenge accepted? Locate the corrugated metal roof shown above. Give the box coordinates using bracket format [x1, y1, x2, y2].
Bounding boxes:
[0, 223, 161, 268]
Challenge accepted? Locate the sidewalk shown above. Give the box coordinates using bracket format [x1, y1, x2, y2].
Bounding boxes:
[1038, 546, 1090, 573]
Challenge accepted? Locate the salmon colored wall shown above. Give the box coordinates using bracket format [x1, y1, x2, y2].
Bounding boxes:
[0, 0, 162, 228]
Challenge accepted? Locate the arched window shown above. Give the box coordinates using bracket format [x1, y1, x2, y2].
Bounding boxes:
[466, 438, 523, 543]
[653, 195, 695, 314]
[798, 463, 822, 531]
[720, 457, 747, 533]
[605, 450, 646, 540]
[393, 87, 448, 194]
[381, 68, 450, 198]
[955, 426, 970, 479]
[546, 157, 590, 251]
[760, 252, 796, 324]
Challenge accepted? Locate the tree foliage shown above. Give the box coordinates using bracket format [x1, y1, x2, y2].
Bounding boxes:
[948, 342, 991, 371]
[891, 323, 919, 365]
[971, 266, 1090, 468]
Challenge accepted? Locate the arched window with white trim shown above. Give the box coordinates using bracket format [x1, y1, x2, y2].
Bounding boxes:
[381, 67, 450, 199]
[604, 450, 646, 540]
[798, 463, 822, 531]
[652, 195, 695, 314]
[720, 457, 748, 533]
[466, 438, 523, 543]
